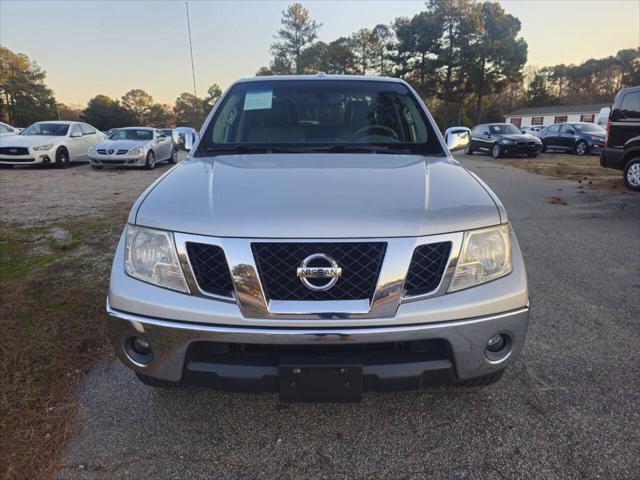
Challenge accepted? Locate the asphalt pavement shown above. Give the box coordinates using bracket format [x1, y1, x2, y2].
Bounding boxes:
[55, 155, 640, 480]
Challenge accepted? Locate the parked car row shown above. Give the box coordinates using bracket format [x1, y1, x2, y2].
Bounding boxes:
[0, 122, 176, 170]
[465, 123, 542, 158]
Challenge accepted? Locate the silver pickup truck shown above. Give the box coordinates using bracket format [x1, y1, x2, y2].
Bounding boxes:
[107, 75, 529, 402]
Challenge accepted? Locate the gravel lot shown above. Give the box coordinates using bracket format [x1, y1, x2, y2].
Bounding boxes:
[4, 154, 638, 480]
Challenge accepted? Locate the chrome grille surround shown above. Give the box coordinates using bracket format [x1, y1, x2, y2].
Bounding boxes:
[173, 232, 463, 319]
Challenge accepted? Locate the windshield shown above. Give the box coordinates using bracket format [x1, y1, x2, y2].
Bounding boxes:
[109, 129, 153, 141]
[199, 80, 443, 155]
[22, 123, 69, 136]
[161, 129, 173, 136]
[489, 124, 521, 135]
[573, 123, 605, 133]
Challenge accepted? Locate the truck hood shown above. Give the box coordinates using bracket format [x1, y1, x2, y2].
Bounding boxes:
[134, 154, 501, 238]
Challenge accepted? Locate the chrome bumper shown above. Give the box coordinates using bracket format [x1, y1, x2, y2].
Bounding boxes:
[107, 301, 529, 383]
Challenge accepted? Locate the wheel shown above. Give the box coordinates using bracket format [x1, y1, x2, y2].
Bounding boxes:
[458, 369, 504, 387]
[168, 148, 177, 164]
[0, 164, 14, 169]
[464, 144, 474, 155]
[575, 140, 589, 156]
[135, 372, 176, 388]
[491, 143, 502, 159]
[623, 158, 640, 191]
[55, 148, 70, 169]
[144, 150, 156, 170]
[541, 143, 547, 153]
[527, 152, 539, 158]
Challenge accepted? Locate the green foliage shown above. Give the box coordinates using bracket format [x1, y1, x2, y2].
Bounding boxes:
[81, 95, 135, 130]
[270, 3, 321, 74]
[0, 46, 57, 126]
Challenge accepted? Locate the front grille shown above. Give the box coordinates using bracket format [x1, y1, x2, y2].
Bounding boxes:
[97, 149, 107, 154]
[186, 243, 235, 297]
[252, 242, 386, 301]
[117, 149, 128, 155]
[404, 242, 452, 297]
[0, 147, 29, 155]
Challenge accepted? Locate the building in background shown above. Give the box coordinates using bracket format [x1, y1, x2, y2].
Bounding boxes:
[504, 103, 611, 128]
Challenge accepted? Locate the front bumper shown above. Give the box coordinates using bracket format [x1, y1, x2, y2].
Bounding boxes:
[501, 143, 541, 155]
[108, 302, 529, 388]
[89, 154, 144, 167]
[0, 152, 51, 165]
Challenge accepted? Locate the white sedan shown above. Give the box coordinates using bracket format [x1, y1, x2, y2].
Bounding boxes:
[89, 127, 176, 170]
[0, 121, 105, 169]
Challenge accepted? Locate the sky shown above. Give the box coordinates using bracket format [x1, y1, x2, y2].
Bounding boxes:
[1, 0, 639, 106]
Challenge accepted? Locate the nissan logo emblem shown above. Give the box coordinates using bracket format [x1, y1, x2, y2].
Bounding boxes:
[296, 253, 342, 291]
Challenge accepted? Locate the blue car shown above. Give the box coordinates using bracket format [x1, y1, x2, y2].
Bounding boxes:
[539, 122, 606, 156]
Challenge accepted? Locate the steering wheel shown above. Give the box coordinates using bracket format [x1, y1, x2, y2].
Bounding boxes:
[351, 125, 399, 142]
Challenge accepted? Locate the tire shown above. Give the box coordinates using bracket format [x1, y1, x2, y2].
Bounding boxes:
[623, 158, 640, 191]
[464, 144, 474, 155]
[0, 164, 14, 169]
[527, 152, 539, 158]
[144, 150, 156, 170]
[135, 372, 176, 388]
[491, 143, 502, 159]
[575, 140, 589, 156]
[541, 143, 547, 153]
[458, 369, 504, 387]
[168, 148, 177, 164]
[55, 148, 70, 169]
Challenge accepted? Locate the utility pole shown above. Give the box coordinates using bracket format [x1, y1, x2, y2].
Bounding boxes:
[185, 2, 198, 124]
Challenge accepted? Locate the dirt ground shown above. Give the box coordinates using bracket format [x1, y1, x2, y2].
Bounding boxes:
[472, 152, 626, 191]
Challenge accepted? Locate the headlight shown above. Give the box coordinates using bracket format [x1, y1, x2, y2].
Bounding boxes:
[448, 224, 512, 292]
[129, 147, 144, 156]
[33, 143, 54, 151]
[88, 146, 94, 154]
[125, 225, 188, 292]
[501, 139, 514, 145]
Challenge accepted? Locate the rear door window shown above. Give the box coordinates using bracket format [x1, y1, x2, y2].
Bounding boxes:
[620, 92, 640, 119]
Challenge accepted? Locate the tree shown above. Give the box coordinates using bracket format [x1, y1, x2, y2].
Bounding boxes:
[147, 103, 174, 127]
[468, 1, 528, 123]
[350, 28, 375, 75]
[271, 3, 321, 74]
[121, 89, 154, 124]
[0, 46, 57, 126]
[173, 92, 205, 127]
[203, 84, 222, 112]
[81, 95, 135, 130]
[56, 103, 82, 121]
[371, 24, 393, 76]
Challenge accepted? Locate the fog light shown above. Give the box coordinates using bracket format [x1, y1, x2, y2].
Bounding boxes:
[487, 334, 506, 352]
[125, 336, 154, 365]
[485, 333, 512, 362]
[132, 337, 152, 355]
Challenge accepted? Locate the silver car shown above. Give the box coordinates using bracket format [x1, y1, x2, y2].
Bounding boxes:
[89, 127, 176, 169]
[107, 75, 529, 402]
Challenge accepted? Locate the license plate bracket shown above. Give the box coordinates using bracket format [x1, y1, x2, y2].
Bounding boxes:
[278, 356, 363, 403]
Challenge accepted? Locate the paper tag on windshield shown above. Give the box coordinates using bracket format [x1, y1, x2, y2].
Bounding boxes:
[243, 88, 273, 111]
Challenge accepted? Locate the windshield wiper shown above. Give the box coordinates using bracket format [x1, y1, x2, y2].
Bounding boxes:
[200, 144, 274, 155]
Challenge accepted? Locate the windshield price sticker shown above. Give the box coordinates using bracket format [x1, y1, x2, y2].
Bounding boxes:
[243, 88, 273, 111]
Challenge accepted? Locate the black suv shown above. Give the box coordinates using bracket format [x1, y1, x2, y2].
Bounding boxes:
[466, 123, 542, 159]
[600, 86, 640, 191]
[538, 122, 606, 156]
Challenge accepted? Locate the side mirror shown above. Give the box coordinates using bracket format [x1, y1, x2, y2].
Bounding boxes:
[446, 130, 470, 152]
[172, 127, 198, 152]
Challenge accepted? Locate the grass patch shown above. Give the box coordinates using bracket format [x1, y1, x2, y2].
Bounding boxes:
[0, 213, 126, 479]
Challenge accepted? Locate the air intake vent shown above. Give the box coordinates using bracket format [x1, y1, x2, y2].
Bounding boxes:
[186, 243, 235, 298]
[404, 242, 452, 297]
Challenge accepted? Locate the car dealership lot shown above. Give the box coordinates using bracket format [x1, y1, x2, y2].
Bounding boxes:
[16, 154, 631, 480]
[1, 154, 637, 479]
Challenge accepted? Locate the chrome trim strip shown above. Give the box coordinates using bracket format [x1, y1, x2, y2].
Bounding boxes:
[106, 298, 529, 344]
[174, 233, 237, 304]
[172, 232, 465, 319]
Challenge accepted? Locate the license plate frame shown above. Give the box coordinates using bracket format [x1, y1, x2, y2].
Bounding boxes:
[278, 356, 363, 403]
